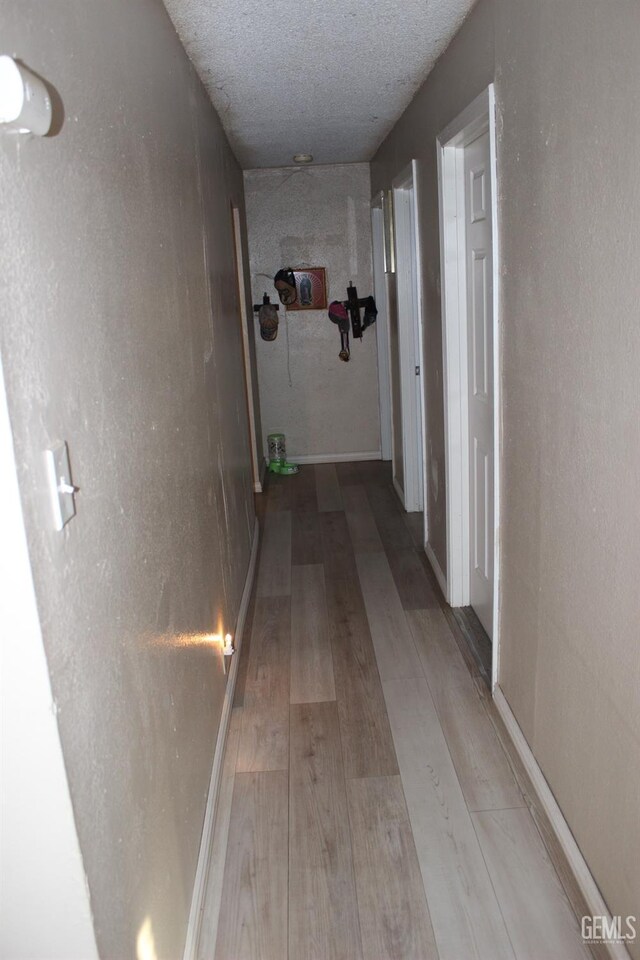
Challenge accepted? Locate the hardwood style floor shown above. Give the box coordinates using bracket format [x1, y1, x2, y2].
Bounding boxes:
[450, 604, 493, 686]
[199, 462, 592, 960]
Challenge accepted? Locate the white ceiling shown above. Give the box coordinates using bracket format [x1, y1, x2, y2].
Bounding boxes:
[163, 0, 475, 169]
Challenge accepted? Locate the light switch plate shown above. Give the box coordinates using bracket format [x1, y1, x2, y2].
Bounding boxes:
[45, 442, 77, 531]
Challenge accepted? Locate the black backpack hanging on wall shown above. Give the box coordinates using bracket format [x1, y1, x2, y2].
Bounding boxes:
[328, 284, 377, 362]
[347, 283, 377, 339]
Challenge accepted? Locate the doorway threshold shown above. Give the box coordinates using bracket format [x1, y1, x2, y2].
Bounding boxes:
[450, 606, 492, 687]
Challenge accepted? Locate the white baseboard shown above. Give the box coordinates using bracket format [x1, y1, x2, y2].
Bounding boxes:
[288, 450, 381, 465]
[425, 541, 448, 599]
[493, 686, 632, 960]
[182, 517, 260, 960]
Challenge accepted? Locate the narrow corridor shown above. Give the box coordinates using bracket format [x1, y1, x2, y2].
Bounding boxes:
[198, 462, 589, 960]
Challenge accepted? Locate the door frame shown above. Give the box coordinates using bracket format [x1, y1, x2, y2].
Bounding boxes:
[436, 84, 501, 689]
[392, 160, 427, 521]
[231, 204, 261, 492]
[370, 198, 393, 462]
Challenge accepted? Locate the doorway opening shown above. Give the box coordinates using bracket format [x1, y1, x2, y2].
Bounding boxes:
[437, 85, 500, 689]
[392, 161, 427, 526]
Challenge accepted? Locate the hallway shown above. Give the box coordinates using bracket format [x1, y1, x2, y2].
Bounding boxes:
[199, 462, 589, 960]
[4, 2, 640, 955]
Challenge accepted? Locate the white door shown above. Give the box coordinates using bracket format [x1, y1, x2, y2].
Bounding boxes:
[407, 183, 425, 511]
[464, 130, 494, 636]
[371, 203, 393, 461]
[393, 166, 425, 513]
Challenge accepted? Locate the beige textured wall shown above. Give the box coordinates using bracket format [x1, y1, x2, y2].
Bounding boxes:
[0, 2, 256, 957]
[372, 0, 640, 948]
[244, 164, 380, 460]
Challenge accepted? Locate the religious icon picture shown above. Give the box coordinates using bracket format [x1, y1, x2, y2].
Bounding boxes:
[288, 267, 327, 311]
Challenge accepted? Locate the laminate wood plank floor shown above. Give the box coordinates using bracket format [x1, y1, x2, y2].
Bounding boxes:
[335, 459, 362, 486]
[318, 510, 399, 778]
[356, 551, 424, 681]
[207, 462, 595, 960]
[265, 472, 293, 513]
[290, 465, 318, 513]
[290, 464, 321, 567]
[289, 701, 363, 960]
[356, 459, 393, 487]
[341, 483, 384, 554]
[214, 770, 288, 960]
[408, 607, 524, 812]
[472, 808, 592, 960]
[318, 509, 352, 558]
[347, 775, 438, 960]
[386, 545, 441, 610]
[236, 597, 290, 773]
[256, 510, 291, 597]
[290, 563, 335, 703]
[363, 480, 414, 550]
[402, 509, 425, 548]
[315, 462, 343, 512]
[451, 603, 493, 683]
[291, 507, 323, 565]
[383, 677, 516, 960]
[324, 554, 399, 779]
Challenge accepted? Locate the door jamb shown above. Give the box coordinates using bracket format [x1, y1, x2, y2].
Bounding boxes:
[231, 205, 261, 492]
[370, 197, 393, 462]
[436, 84, 501, 690]
[392, 160, 427, 521]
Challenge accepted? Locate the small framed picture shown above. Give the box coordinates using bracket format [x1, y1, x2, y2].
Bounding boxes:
[288, 267, 327, 311]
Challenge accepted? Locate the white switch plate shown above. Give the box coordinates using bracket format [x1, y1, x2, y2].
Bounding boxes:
[45, 442, 77, 531]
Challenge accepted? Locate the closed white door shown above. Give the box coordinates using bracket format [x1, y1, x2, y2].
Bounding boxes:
[464, 130, 494, 637]
[407, 184, 425, 513]
[371, 204, 393, 461]
[393, 173, 424, 513]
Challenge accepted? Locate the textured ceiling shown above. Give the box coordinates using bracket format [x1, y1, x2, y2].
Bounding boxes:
[162, 0, 475, 169]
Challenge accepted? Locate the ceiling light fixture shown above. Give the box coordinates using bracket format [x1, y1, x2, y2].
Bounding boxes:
[293, 153, 313, 164]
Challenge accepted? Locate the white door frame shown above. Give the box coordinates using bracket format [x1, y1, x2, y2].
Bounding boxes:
[392, 161, 427, 520]
[437, 84, 501, 689]
[231, 205, 261, 492]
[370, 198, 393, 461]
